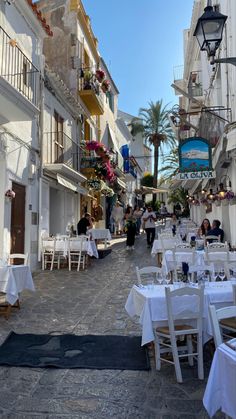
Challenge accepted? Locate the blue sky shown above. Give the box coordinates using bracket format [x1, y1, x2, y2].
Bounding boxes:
[82, 0, 194, 116]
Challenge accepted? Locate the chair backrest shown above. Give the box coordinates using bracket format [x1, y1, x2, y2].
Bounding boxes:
[68, 236, 86, 252]
[136, 266, 163, 285]
[209, 304, 236, 347]
[8, 253, 28, 265]
[165, 286, 204, 333]
[175, 243, 192, 249]
[207, 242, 228, 250]
[42, 237, 56, 252]
[205, 235, 220, 244]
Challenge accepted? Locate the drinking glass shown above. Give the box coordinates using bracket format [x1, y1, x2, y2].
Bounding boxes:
[147, 280, 154, 290]
[164, 272, 171, 285]
[214, 271, 220, 282]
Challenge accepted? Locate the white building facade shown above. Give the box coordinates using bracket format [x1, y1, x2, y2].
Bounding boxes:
[173, 0, 236, 246]
[0, 0, 52, 269]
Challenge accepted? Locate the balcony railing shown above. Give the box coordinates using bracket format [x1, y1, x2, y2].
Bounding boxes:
[44, 132, 80, 171]
[79, 77, 104, 115]
[188, 71, 203, 97]
[0, 26, 39, 107]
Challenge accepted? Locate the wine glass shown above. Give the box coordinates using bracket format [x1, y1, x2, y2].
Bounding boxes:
[156, 272, 163, 285]
[219, 269, 225, 282]
[213, 270, 219, 282]
[164, 272, 171, 285]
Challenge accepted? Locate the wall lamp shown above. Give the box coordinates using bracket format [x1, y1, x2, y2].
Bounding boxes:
[193, 0, 236, 66]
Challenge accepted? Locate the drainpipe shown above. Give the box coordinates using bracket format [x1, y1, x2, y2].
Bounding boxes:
[37, 72, 44, 262]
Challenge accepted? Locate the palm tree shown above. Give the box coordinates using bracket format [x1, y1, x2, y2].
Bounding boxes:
[159, 146, 179, 183]
[130, 100, 176, 201]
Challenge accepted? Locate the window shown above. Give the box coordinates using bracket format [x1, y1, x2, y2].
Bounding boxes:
[107, 91, 114, 112]
[54, 111, 64, 163]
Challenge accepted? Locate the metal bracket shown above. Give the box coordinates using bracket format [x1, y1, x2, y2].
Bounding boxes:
[213, 57, 236, 66]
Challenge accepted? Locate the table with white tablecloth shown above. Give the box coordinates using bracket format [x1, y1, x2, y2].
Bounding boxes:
[88, 229, 111, 248]
[162, 249, 236, 273]
[125, 282, 235, 346]
[42, 238, 98, 259]
[151, 238, 182, 255]
[0, 265, 35, 305]
[203, 339, 236, 419]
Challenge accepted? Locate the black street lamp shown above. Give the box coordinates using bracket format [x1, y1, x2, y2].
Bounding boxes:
[193, 0, 236, 66]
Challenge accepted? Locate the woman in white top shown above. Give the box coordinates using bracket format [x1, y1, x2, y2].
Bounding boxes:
[142, 206, 157, 248]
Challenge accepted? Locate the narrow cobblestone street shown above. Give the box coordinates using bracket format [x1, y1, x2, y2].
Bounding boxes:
[0, 234, 221, 419]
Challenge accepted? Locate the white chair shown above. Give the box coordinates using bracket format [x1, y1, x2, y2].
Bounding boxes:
[68, 236, 88, 271]
[135, 266, 163, 285]
[209, 302, 236, 348]
[205, 243, 229, 277]
[8, 253, 28, 265]
[41, 238, 59, 270]
[154, 286, 204, 383]
[205, 235, 220, 244]
[172, 246, 196, 281]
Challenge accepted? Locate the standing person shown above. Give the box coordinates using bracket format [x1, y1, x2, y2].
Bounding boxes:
[77, 213, 93, 235]
[133, 205, 143, 235]
[142, 206, 157, 248]
[111, 202, 124, 235]
[124, 207, 136, 250]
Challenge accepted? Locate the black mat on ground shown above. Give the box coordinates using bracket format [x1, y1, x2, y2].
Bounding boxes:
[98, 248, 112, 259]
[0, 332, 150, 370]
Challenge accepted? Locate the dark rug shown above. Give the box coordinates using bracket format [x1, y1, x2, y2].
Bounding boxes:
[98, 248, 112, 259]
[0, 332, 150, 370]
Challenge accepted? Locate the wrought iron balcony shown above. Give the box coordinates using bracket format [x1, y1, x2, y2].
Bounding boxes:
[44, 132, 81, 172]
[188, 71, 203, 97]
[0, 26, 39, 107]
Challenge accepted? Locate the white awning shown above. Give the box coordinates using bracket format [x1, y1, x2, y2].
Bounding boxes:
[108, 125, 122, 156]
[117, 178, 126, 189]
[226, 127, 236, 152]
[57, 174, 77, 191]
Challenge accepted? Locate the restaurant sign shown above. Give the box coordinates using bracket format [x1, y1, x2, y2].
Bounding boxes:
[176, 136, 215, 180]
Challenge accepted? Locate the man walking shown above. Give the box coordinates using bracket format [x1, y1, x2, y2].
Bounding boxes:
[142, 206, 157, 248]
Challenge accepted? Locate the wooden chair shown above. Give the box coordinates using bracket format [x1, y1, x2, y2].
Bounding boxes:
[172, 246, 196, 281]
[205, 235, 220, 244]
[154, 286, 204, 383]
[0, 294, 12, 319]
[42, 238, 57, 270]
[68, 236, 88, 271]
[135, 266, 163, 285]
[209, 301, 236, 348]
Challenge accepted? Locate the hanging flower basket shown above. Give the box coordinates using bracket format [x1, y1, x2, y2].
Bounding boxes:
[5, 189, 15, 200]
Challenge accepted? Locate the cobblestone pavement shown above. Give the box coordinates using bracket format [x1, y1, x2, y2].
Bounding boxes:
[0, 233, 223, 419]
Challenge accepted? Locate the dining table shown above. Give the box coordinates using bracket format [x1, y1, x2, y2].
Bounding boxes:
[125, 281, 235, 346]
[203, 338, 236, 419]
[0, 265, 35, 305]
[87, 228, 112, 249]
[162, 249, 236, 274]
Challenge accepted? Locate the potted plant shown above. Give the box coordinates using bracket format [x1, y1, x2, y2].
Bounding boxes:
[5, 189, 15, 201]
[101, 79, 110, 93]
[83, 70, 93, 89]
[95, 69, 105, 83]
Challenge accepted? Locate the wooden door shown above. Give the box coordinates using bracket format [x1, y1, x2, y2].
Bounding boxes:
[54, 111, 64, 163]
[10, 182, 25, 258]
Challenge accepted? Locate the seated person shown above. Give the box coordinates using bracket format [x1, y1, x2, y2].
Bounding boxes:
[198, 218, 211, 237]
[77, 213, 92, 236]
[207, 219, 224, 242]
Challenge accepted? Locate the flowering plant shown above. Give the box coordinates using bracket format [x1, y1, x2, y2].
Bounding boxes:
[101, 79, 110, 93]
[224, 191, 234, 200]
[95, 69, 105, 83]
[5, 189, 15, 199]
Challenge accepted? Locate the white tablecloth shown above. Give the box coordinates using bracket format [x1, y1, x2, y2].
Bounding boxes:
[203, 339, 236, 419]
[125, 282, 234, 346]
[163, 250, 236, 273]
[88, 229, 112, 241]
[44, 239, 99, 259]
[0, 265, 35, 305]
[151, 238, 182, 255]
